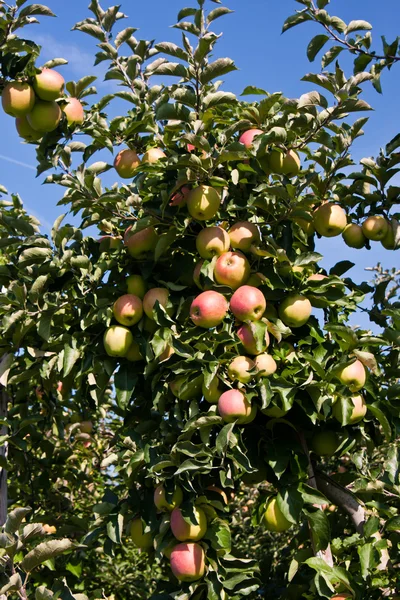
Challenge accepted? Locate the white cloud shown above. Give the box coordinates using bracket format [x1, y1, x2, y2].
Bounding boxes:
[32, 33, 96, 78]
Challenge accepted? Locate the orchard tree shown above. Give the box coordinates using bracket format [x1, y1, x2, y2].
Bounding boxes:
[0, 1, 399, 599]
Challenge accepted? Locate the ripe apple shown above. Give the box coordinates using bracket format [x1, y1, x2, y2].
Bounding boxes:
[342, 223, 366, 249]
[218, 389, 252, 424]
[27, 100, 61, 132]
[124, 226, 158, 258]
[279, 294, 312, 328]
[79, 420, 93, 434]
[186, 185, 221, 221]
[206, 486, 228, 504]
[330, 595, 352, 600]
[196, 226, 230, 259]
[170, 542, 205, 582]
[170, 185, 191, 207]
[170, 507, 207, 541]
[293, 215, 315, 236]
[154, 484, 183, 511]
[262, 497, 292, 532]
[269, 149, 300, 176]
[126, 274, 147, 299]
[239, 128, 263, 148]
[336, 359, 366, 391]
[230, 285, 266, 321]
[142, 147, 166, 163]
[125, 340, 143, 362]
[113, 294, 143, 326]
[255, 354, 277, 377]
[202, 376, 224, 403]
[62, 98, 85, 126]
[190, 290, 228, 328]
[98, 235, 122, 252]
[313, 203, 347, 237]
[103, 325, 133, 357]
[228, 356, 256, 383]
[2, 81, 35, 117]
[311, 430, 340, 456]
[237, 322, 270, 355]
[214, 251, 250, 290]
[362, 216, 389, 241]
[381, 223, 396, 249]
[143, 287, 170, 320]
[332, 394, 367, 425]
[228, 221, 261, 252]
[130, 518, 153, 550]
[33, 68, 65, 101]
[114, 149, 140, 178]
[15, 116, 42, 142]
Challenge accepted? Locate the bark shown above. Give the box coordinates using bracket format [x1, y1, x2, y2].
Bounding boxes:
[315, 470, 365, 535]
[0, 387, 7, 527]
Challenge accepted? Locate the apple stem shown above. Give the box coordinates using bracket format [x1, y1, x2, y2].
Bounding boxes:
[315, 470, 365, 535]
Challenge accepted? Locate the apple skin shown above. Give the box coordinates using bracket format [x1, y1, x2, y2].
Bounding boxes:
[124, 226, 158, 258]
[362, 216, 389, 241]
[130, 518, 153, 550]
[294, 215, 315, 236]
[190, 290, 228, 328]
[218, 389, 252, 424]
[186, 185, 221, 221]
[126, 274, 147, 299]
[255, 354, 277, 377]
[336, 360, 366, 392]
[279, 294, 312, 328]
[79, 420, 93, 434]
[228, 221, 261, 252]
[103, 325, 133, 357]
[237, 323, 270, 355]
[170, 542, 205, 582]
[33, 69, 65, 101]
[113, 294, 143, 326]
[114, 149, 140, 178]
[170, 185, 191, 207]
[342, 223, 366, 249]
[98, 235, 122, 252]
[62, 98, 85, 126]
[27, 100, 61, 132]
[193, 260, 205, 290]
[2, 81, 35, 117]
[170, 375, 202, 400]
[142, 147, 166, 163]
[269, 149, 300, 176]
[202, 376, 224, 403]
[262, 497, 292, 532]
[196, 226, 230, 259]
[308, 274, 326, 283]
[330, 595, 352, 600]
[311, 431, 340, 456]
[154, 484, 183, 512]
[313, 203, 347, 237]
[239, 128, 263, 148]
[170, 507, 207, 541]
[333, 394, 367, 425]
[230, 285, 266, 321]
[214, 251, 250, 290]
[228, 356, 256, 384]
[381, 223, 396, 250]
[125, 340, 143, 362]
[15, 116, 42, 142]
[143, 287, 170, 320]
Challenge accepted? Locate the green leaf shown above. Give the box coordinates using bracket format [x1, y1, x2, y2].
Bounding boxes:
[19, 4, 55, 17]
[38, 312, 52, 342]
[303, 509, 331, 551]
[207, 7, 233, 24]
[5, 507, 31, 534]
[205, 518, 231, 553]
[177, 7, 197, 21]
[200, 58, 237, 84]
[20, 539, 76, 572]
[35, 586, 54, 600]
[155, 42, 189, 61]
[202, 91, 236, 109]
[115, 27, 137, 48]
[0, 354, 13, 387]
[63, 344, 80, 377]
[216, 422, 235, 454]
[42, 58, 68, 69]
[322, 45, 344, 68]
[307, 35, 330, 62]
[346, 20, 372, 34]
[107, 513, 124, 544]
[115, 365, 137, 410]
[277, 486, 303, 524]
[0, 574, 22, 596]
[150, 62, 188, 78]
[282, 11, 313, 33]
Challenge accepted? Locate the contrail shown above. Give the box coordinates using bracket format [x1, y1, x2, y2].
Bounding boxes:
[0, 154, 36, 171]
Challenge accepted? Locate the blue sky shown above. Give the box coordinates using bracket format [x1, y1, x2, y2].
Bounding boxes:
[0, 0, 399, 328]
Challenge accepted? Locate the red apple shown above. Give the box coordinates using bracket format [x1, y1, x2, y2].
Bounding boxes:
[196, 226, 230, 259]
[336, 360, 366, 392]
[124, 226, 158, 258]
[142, 147, 166, 163]
[214, 251, 250, 290]
[62, 97, 85, 126]
[230, 285, 266, 321]
[218, 389, 252, 424]
[170, 185, 191, 206]
[237, 322, 270, 355]
[228, 221, 261, 252]
[33, 68, 65, 101]
[239, 129, 263, 148]
[170, 542, 205, 582]
[114, 149, 140, 178]
[255, 354, 277, 377]
[143, 287, 170, 320]
[113, 294, 143, 326]
[228, 356, 255, 383]
[190, 291, 228, 328]
[332, 394, 367, 424]
[2, 81, 35, 117]
[170, 507, 207, 541]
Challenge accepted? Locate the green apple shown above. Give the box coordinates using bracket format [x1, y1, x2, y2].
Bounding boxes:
[114, 148, 140, 178]
[33, 68, 65, 101]
[126, 274, 147, 299]
[196, 226, 230, 259]
[313, 203, 347, 237]
[228, 356, 255, 383]
[186, 185, 221, 221]
[2, 81, 35, 117]
[262, 497, 292, 532]
[130, 518, 153, 550]
[279, 294, 312, 328]
[362, 216, 389, 241]
[103, 325, 133, 357]
[154, 484, 183, 511]
[342, 223, 366, 249]
[311, 430, 340, 456]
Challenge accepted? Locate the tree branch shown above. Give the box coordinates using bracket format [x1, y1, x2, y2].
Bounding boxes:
[315, 470, 365, 535]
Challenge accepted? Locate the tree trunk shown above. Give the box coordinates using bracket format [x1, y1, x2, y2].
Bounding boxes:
[0, 387, 7, 527]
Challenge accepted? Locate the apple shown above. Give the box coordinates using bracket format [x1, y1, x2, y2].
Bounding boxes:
[98, 235, 122, 252]
[126, 274, 147, 299]
[170, 542, 205, 582]
[15, 116, 42, 142]
[269, 149, 300, 176]
[124, 226, 158, 258]
[202, 376, 224, 403]
[362, 216, 389, 241]
[170, 507, 207, 541]
[27, 100, 61, 132]
[130, 518, 153, 550]
[255, 354, 277, 377]
[62, 98, 85, 126]
[33, 68, 65, 101]
[142, 147, 166, 163]
[79, 421, 93, 434]
[381, 222, 396, 250]
[279, 294, 312, 328]
[239, 128, 263, 148]
[206, 486, 228, 504]
[190, 290, 228, 328]
[237, 322, 270, 355]
[262, 497, 292, 532]
[218, 389, 252, 424]
[214, 251, 250, 290]
[336, 360, 366, 392]
[143, 287, 170, 320]
[103, 325, 133, 357]
[2, 81, 35, 117]
[170, 185, 191, 207]
[230, 285, 266, 321]
[330, 595, 352, 600]
[114, 149, 141, 178]
[196, 226, 230, 259]
[308, 273, 326, 283]
[311, 431, 340, 456]
[154, 484, 183, 511]
[342, 223, 366, 249]
[332, 394, 367, 425]
[113, 294, 143, 326]
[125, 340, 143, 362]
[169, 375, 202, 401]
[228, 356, 256, 384]
[228, 221, 261, 252]
[313, 203, 347, 237]
[294, 215, 315, 236]
[186, 185, 221, 221]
